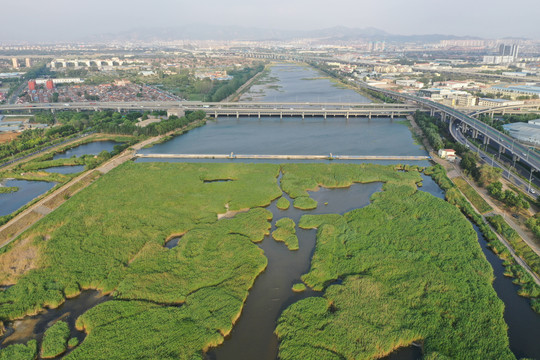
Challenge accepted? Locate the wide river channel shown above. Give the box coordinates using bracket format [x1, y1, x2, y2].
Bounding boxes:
[1, 63, 539, 359]
[141, 63, 540, 359]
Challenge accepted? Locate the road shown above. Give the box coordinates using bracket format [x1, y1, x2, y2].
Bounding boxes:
[450, 121, 538, 198]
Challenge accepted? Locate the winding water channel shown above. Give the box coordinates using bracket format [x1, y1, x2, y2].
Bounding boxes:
[1, 63, 539, 359]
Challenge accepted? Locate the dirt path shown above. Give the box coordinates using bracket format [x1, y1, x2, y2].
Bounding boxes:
[0, 122, 203, 249]
[408, 115, 540, 283]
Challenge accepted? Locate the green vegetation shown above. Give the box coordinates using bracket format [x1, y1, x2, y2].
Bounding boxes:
[292, 196, 318, 210]
[0, 187, 18, 194]
[276, 197, 290, 210]
[68, 337, 79, 348]
[425, 165, 540, 313]
[0, 163, 533, 358]
[487, 215, 540, 276]
[487, 181, 530, 210]
[0, 162, 282, 359]
[278, 166, 514, 359]
[272, 218, 299, 250]
[291, 283, 306, 292]
[414, 110, 444, 150]
[0, 340, 37, 360]
[452, 177, 493, 214]
[41, 320, 70, 358]
[526, 213, 540, 239]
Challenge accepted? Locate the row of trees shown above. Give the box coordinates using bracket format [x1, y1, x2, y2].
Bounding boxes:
[414, 110, 444, 150]
[488, 181, 530, 209]
[0, 110, 205, 162]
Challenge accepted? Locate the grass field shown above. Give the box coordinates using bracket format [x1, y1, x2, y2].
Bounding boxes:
[0, 163, 517, 359]
[453, 177, 493, 214]
[0, 162, 281, 359]
[277, 165, 514, 360]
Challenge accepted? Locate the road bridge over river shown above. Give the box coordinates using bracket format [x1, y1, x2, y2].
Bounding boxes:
[0, 101, 417, 118]
[0, 101, 417, 119]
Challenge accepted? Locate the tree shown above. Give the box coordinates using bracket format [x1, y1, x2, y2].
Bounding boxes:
[477, 164, 502, 186]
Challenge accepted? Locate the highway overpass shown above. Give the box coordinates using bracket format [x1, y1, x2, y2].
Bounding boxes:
[356, 81, 540, 174]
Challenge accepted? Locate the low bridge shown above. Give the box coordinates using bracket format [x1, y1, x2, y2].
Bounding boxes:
[135, 153, 431, 161]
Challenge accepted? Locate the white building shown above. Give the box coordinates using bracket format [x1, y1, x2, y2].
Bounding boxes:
[35, 78, 83, 85]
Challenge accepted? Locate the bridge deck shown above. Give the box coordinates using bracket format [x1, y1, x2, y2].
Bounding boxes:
[135, 153, 430, 161]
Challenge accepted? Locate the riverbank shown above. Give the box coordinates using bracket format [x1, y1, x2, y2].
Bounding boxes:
[0, 163, 519, 359]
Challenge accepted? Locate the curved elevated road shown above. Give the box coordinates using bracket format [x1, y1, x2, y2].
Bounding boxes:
[357, 82, 540, 174]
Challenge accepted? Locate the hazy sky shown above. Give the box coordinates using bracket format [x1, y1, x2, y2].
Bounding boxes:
[2, 0, 539, 42]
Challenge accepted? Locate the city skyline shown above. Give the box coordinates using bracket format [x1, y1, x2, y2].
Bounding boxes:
[1, 0, 539, 42]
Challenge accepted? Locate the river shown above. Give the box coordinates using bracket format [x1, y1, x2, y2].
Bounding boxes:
[2, 63, 540, 359]
[0, 141, 120, 218]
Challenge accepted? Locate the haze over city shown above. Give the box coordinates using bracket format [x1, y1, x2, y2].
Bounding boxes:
[1, 0, 540, 42]
[1, 0, 540, 359]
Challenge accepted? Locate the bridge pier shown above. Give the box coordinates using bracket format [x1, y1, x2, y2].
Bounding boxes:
[369, 112, 372, 119]
[258, 112, 261, 119]
[324, 112, 327, 119]
[302, 112, 305, 120]
[236, 111, 239, 119]
[391, 112, 394, 119]
[346, 112, 349, 119]
[280, 112, 282, 119]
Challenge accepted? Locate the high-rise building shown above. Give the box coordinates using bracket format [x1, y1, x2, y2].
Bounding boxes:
[11, 58, 18, 69]
[498, 44, 519, 58]
[25, 58, 31, 67]
[28, 80, 36, 91]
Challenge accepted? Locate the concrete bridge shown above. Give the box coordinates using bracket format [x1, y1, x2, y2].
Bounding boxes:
[468, 102, 540, 118]
[135, 153, 431, 161]
[0, 101, 418, 119]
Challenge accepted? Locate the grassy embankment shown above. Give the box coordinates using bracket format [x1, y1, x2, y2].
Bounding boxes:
[272, 218, 299, 250]
[426, 165, 540, 313]
[276, 163, 515, 359]
[452, 177, 493, 214]
[0, 162, 282, 359]
[487, 215, 540, 277]
[0, 134, 134, 227]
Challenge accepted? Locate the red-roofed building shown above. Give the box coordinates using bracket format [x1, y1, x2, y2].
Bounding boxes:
[438, 149, 456, 161]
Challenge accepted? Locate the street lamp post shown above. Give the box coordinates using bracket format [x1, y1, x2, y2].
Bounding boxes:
[529, 169, 536, 193]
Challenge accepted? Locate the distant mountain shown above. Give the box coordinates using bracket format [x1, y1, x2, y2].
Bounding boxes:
[84, 25, 483, 43]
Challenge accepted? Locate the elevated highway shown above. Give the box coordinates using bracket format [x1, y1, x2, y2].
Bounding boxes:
[468, 102, 540, 118]
[0, 101, 418, 119]
[356, 81, 540, 174]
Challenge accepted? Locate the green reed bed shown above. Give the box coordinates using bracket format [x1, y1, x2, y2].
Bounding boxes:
[272, 217, 299, 250]
[277, 165, 514, 360]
